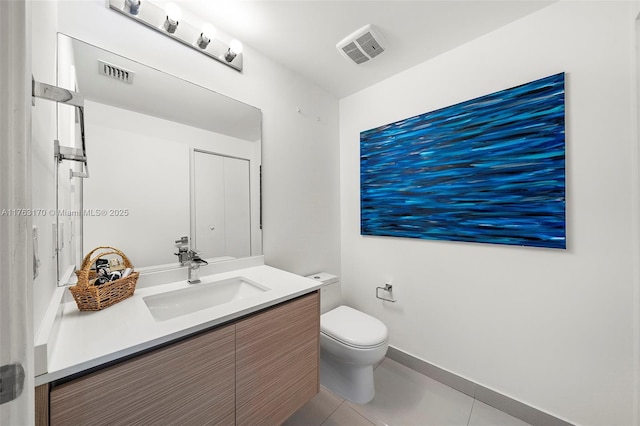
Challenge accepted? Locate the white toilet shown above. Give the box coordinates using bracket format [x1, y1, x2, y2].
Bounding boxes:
[307, 273, 389, 404]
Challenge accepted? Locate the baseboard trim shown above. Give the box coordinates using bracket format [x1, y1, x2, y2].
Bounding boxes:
[385, 346, 574, 426]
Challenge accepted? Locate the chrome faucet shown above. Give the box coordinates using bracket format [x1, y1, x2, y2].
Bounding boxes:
[187, 249, 208, 284]
[174, 236, 190, 266]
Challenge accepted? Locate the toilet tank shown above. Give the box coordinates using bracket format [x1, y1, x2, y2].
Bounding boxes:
[306, 272, 341, 313]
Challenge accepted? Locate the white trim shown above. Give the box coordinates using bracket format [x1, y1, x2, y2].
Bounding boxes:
[0, 0, 34, 423]
[632, 6, 640, 426]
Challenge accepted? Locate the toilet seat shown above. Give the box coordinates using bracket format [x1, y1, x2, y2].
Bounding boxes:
[321, 305, 388, 349]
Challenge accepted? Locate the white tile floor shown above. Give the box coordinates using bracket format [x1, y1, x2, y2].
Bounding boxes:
[284, 358, 531, 426]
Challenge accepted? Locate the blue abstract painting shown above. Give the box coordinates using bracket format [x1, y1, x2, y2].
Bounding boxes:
[360, 73, 566, 249]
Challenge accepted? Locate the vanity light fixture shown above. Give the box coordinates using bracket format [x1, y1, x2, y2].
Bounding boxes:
[108, 0, 243, 72]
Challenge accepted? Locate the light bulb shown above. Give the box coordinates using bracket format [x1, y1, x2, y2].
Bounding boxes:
[164, 3, 182, 21]
[201, 23, 216, 40]
[163, 3, 181, 33]
[197, 23, 216, 49]
[225, 39, 243, 62]
[229, 39, 243, 54]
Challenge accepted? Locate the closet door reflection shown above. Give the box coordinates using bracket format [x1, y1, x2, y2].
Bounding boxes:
[194, 151, 251, 259]
[224, 157, 251, 257]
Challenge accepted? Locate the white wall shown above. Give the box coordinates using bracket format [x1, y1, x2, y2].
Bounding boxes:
[340, 2, 639, 425]
[30, 0, 341, 330]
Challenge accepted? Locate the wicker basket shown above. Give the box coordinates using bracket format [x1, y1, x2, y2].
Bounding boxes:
[70, 246, 139, 311]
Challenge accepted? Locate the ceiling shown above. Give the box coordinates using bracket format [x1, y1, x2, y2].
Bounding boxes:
[161, 0, 554, 98]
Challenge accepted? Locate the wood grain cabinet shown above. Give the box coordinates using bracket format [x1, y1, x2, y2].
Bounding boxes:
[50, 324, 236, 426]
[236, 291, 320, 425]
[37, 291, 319, 426]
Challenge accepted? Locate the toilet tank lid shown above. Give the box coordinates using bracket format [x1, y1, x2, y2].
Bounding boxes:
[306, 272, 338, 286]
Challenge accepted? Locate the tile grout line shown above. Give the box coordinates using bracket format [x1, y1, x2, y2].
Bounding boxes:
[467, 398, 476, 426]
[352, 402, 381, 426]
[343, 399, 382, 426]
[319, 399, 346, 426]
[348, 404, 378, 426]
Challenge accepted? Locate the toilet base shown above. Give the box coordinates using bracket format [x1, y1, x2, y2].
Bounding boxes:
[320, 356, 375, 404]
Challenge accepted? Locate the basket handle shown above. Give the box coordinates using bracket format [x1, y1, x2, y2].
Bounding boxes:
[78, 246, 134, 277]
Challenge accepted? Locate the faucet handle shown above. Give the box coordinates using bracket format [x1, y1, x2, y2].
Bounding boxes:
[175, 236, 189, 246]
[188, 249, 208, 265]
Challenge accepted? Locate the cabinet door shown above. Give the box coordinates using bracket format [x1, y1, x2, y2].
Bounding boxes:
[35, 384, 49, 426]
[236, 292, 320, 426]
[50, 324, 235, 426]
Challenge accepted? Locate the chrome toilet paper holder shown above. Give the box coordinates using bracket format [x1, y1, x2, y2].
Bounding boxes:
[376, 283, 397, 303]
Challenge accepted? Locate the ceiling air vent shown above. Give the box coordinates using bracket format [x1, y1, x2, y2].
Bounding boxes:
[98, 60, 134, 84]
[337, 24, 386, 65]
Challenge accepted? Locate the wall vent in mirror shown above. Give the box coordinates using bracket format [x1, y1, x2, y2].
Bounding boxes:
[98, 60, 134, 84]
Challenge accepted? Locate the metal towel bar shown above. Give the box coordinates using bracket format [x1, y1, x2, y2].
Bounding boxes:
[376, 283, 397, 302]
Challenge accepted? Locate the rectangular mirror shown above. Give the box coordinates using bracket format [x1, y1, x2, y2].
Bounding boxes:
[55, 33, 262, 284]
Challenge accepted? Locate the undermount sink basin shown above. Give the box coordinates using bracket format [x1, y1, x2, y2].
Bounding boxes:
[143, 276, 270, 321]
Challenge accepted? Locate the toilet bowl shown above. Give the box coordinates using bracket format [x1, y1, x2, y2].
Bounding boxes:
[306, 273, 389, 404]
[320, 305, 389, 404]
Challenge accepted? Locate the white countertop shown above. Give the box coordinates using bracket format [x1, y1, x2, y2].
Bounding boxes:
[35, 264, 320, 386]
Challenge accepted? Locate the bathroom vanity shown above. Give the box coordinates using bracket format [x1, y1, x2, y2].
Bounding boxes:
[35, 262, 321, 425]
[35, 33, 318, 425]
